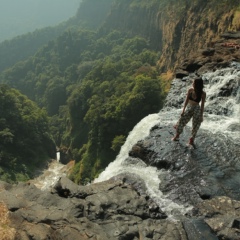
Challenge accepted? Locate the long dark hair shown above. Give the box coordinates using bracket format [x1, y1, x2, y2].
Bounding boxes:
[193, 77, 203, 99]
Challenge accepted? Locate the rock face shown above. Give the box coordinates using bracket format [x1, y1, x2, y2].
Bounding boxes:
[0, 178, 185, 240]
[104, 1, 240, 71]
[1, 177, 240, 240]
[0, 35, 240, 240]
[175, 36, 240, 76]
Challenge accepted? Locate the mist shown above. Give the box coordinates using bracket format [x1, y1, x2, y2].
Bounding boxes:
[0, 0, 81, 42]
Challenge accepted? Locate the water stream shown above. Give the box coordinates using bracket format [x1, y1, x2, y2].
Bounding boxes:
[33, 161, 68, 190]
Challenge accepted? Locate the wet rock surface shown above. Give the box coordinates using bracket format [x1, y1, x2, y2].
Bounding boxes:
[0, 179, 185, 240]
[0, 34, 240, 239]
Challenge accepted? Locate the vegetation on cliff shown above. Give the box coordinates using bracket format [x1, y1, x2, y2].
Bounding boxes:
[0, 85, 55, 183]
[103, 0, 240, 70]
[0, 0, 115, 73]
[0, 28, 164, 183]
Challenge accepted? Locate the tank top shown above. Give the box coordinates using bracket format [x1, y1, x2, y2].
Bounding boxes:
[189, 91, 202, 103]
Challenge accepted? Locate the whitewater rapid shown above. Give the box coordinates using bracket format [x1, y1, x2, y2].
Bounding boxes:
[94, 64, 240, 218]
[201, 64, 240, 140]
[32, 161, 69, 190]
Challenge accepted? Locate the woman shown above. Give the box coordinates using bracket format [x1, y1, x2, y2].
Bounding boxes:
[172, 77, 206, 145]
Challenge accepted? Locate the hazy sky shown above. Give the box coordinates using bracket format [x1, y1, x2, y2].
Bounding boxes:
[0, 0, 81, 42]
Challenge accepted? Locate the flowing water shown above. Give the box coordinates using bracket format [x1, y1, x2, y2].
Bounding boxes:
[94, 63, 240, 218]
[94, 112, 192, 218]
[201, 63, 240, 140]
[33, 161, 69, 190]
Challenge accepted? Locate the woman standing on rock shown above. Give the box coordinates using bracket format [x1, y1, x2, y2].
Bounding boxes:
[172, 77, 206, 145]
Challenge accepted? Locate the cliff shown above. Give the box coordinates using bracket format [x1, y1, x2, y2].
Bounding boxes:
[102, 0, 240, 71]
[1, 1, 239, 74]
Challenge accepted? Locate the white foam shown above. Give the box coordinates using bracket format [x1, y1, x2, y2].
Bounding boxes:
[95, 113, 161, 181]
[33, 161, 67, 190]
[201, 66, 240, 140]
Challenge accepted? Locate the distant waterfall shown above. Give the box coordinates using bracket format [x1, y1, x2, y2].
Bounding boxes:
[94, 63, 240, 218]
[56, 152, 60, 162]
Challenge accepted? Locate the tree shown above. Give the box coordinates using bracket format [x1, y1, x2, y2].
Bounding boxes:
[0, 84, 55, 182]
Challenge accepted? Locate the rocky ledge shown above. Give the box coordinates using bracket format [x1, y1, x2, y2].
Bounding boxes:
[1, 175, 240, 240]
[0, 33, 240, 240]
[175, 31, 240, 77]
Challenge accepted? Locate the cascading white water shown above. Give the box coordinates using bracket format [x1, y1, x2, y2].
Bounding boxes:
[94, 63, 240, 218]
[201, 64, 240, 140]
[94, 112, 191, 218]
[56, 152, 60, 162]
[33, 161, 68, 190]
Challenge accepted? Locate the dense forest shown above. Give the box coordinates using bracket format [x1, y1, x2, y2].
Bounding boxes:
[0, 28, 165, 183]
[0, 85, 55, 182]
[0, 0, 239, 184]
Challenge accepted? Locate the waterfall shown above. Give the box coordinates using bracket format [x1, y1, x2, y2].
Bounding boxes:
[94, 63, 240, 218]
[201, 63, 240, 140]
[94, 112, 191, 218]
[32, 161, 68, 190]
[56, 151, 60, 162]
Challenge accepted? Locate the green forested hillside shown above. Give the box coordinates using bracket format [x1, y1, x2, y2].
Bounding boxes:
[0, 26, 66, 73]
[0, 28, 164, 183]
[0, 0, 239, 184]
[0, 85, 55, 183]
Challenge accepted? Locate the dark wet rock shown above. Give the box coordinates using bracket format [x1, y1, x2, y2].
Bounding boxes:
[0, 178, 174, 240]
[183, 218, 218, 240]
[175, 69, 189, 78]
[218, 78, 239, 97]
[128, 88, 240, 209]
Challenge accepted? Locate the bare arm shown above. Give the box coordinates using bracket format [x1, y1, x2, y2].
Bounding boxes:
[200, 91, 206, 121]
[181, 88, 191, 115]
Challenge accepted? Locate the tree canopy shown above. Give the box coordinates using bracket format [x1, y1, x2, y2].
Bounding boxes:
[0, 84, 55, 182]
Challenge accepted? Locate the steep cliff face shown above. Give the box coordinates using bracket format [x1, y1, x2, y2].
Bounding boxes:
[158, 1, 237, 71]
[103, 0, 240, 71]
